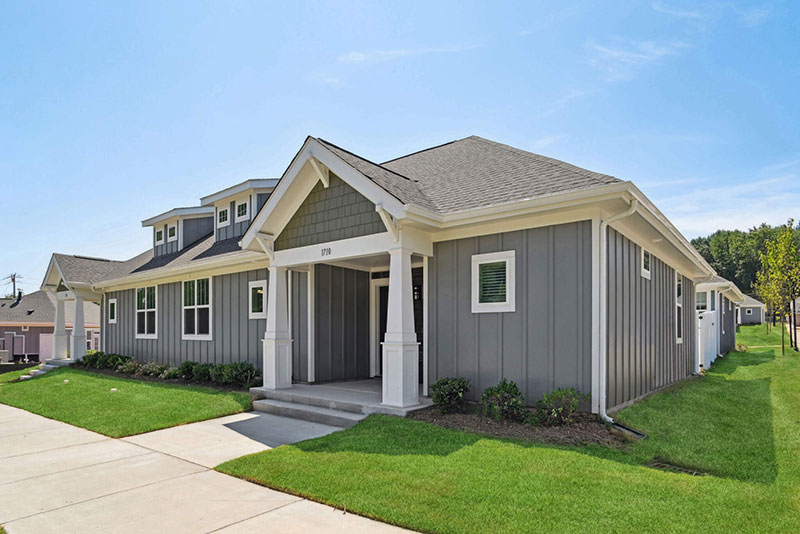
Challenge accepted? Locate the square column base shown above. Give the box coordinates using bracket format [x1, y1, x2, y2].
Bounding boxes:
[53, 334, 69, 360]
[71, 335, 87, 362]
[263, 338, 292, 389]
[381, 342, 420, 407]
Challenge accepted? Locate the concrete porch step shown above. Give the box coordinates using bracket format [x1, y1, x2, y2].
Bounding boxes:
[252, 399, 366, 428]
[44, 359, 74, 368]
[29, 369, 47, 377]
[253, 388, 368, 415]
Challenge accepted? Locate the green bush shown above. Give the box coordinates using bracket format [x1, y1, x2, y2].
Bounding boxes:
[137, 361, 169, 377]
[192, 363, 213, 382]
[159, 367, 180, 380]
[228, 362, 258, 387]
[431, 377, 471, 413]
[117, 359, 141, 374]
[535, 387, 588, 426]
[481, 379, 528, 421]
[79, 352, 100, 368]
[177, 360, 198, 380]
[209, 364, 234, 384]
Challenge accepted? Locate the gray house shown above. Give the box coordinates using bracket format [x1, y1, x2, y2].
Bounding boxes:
[738, 294, 765, 325]
[694, 275, 744, 371]
[42, 136, 719, 420]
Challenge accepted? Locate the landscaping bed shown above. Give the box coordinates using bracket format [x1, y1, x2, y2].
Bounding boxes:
[409, 404, 628, 448]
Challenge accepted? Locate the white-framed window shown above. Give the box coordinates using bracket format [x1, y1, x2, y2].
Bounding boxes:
[746, 308, 753, 315]
[641, 249, 652, 280]
[167, 224, 177, 242]
[155, 228, 165, 246]
[721, 296, 726, 334]
[135, 286, 157, 339]
[217, 207, 230, 228]
[471, 250, 515, 313]
[248, 280, 267, 320]
[183, 278, 212, 340]
[235, 198, 250, 223]
[108, 298, 117, 324]
[696, 291, 707, 311]
[21, 325, 29, 332]
[675, 272, 683, 344]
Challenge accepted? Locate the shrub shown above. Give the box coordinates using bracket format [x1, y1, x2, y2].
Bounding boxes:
[96, 352, 131, 369]
[227, 362, 258, 387]
[481, 379, 528, 421]
[137, 361, 169, 377]
[79, 351, 101, 368]
[160, 367, 180, 380]
[209, 364, 234, 385]
[535, 387, 589, 426]
[117, 359, 141, 374]
[177, 360, 198, 380]
[192, 363, 213, 382]
[431, 377, 471, 413]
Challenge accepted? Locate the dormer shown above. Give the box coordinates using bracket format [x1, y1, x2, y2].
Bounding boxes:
[200, 179, 279, 242]
[141, 206, 215, 258]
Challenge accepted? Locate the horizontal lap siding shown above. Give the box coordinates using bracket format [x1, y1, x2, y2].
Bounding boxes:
[428, 221, 592, 406]
[606, 228, 695, 411]
[104, 268, 268, 368]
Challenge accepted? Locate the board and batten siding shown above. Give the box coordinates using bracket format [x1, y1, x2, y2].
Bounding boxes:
[103, 268, 269, 369]
[290, 270, 309, 382]
[719, 295, 736, 354]
[428, 221, 593, 405]
[182, 217, 214, 248]
[740, 306, 763, 325]
[153, 223, 179, 257]
[606, 227, 696, 412]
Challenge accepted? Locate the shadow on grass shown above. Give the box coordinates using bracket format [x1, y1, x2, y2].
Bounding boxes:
[709, 350, 775, 372]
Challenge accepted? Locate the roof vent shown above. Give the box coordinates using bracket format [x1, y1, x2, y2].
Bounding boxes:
[27, 309, 34, 315]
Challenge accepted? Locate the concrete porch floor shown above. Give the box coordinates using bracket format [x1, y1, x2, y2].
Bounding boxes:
[251, 378, 432, 418]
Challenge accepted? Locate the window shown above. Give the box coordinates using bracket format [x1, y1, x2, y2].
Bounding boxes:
[108, 298, 117, 324]
[675, 273, 683, 344]
[746, 308, 753, 315]
[641, 249, 651, 280]
[167, 224, 177, 242]
[21, 325, 29, 332]
[471, 250, 515, 313]
[235, 198, 250, 223]
[183, 278, 211, 340]
[155, 229, 164, 246]
[696, 291, 707, 311]
[136, 286, 157, 339]
[248, 280, 267, 319]
[217, 208, 230, 228]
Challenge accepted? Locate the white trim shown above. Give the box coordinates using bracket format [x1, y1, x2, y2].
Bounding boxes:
[590, 217, 601, 414]
[641, 249, 651, 280]
[21, 325, 29, 332]
[746, 308, 753, 315]
[167, 224, 177, 242]
[471, 250, 516, 313]
[181, 278, 213, 341]
[422, 255, 429, 397]
[216, 207, 230, 229]
[178, 218, 184, 250]
[154, 228, 165, 246]
[200, 179, 279, 206]
[676, 272, 683, 344]
[135, 285, 158, 340]
[141, 206, 214, 227]
[370, 276, 390, 377]
[272, 231, 431, 268]
[248, 280, 267, 320]
[108, 298, 117, 324]
[235, 197, 251, 224]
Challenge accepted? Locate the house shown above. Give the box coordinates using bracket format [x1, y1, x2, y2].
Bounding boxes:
[41, 135, 718, 420]
[738, 294, 765, 325]
[694, 275, 744, 372]
[0, 289, 100, 361]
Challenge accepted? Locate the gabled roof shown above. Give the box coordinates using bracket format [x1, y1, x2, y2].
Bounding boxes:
[0, 290, 100, 326]
[51, 254, 126, 286]
[200, 178, 279, 206]
[740, 294, 765, 307]
[696, 275, 745, 303]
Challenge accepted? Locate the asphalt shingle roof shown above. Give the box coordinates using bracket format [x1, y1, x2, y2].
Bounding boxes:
[0, 290, 100, 325]
[53, 254, 127, 285]
[741, 294, 765, 307]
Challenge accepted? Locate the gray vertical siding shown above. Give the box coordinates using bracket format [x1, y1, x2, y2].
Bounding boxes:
[740, 306, 763, 324]
[606, 227, 695, 411]
[313, 264, 370, 382]
[720, 296, 736, 353]
[183, 217, 214, 248]
[428, 221, 593, 405]
[216, 198, 252, 241]
[154, 224, 179, 257]
[104, 268, 268, 368]
[275, 172, 385, 251]
[291, 270, 309, 382]
[256, 193, 270, 212]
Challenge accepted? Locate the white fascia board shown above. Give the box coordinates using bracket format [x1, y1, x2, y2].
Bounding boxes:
[40, 255, 64, 290]
[200, 179, 279, 206]
[240, 137, 407, 251]
[141, 207, 214, 227]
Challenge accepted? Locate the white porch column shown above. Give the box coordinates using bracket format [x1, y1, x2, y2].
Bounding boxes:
[70, 297, 86, 361]
[262, 266, 292, 389]
[382, 247, 419, 407]
[53, 296, 69, 360]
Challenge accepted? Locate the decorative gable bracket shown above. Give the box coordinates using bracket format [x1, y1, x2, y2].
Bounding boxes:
[375, 204, 399, 243]
[308, 156, 329, 188]
[255, 232, 276, 262]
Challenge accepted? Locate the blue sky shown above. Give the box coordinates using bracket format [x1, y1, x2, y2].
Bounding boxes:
[1, 1, 798, 295]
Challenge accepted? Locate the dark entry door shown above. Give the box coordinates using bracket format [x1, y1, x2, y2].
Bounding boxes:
[378, 285, 389, 375]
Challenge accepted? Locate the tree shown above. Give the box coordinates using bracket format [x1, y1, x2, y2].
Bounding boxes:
[754, 220, 800, 355]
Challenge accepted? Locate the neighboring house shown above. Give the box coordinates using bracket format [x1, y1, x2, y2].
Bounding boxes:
[738, 294, 765, 325]
[41, 136, 719, 419]
[695, 275, 744, 372]
[0, 290, 100, 361]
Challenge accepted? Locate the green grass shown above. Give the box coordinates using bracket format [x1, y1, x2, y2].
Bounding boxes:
[218, 324, 800, 534]
[0, 367, 252, 437]
[0, 367, 35, 383]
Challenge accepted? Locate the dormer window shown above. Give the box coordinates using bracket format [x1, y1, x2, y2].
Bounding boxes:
[217, 208, 230, 228]
[235, 199, 250, 223]
[155, 229, 164, 245]
[167, 224, 177, 242]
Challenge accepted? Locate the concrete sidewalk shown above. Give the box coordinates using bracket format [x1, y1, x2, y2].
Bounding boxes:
[0, 404, 410, 534]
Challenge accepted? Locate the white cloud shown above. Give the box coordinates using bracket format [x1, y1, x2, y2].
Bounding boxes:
[534, 89, 590, 119]
[530, 134, 568, 151]
[337, 45, 479, 64]
[651, 2, 704, 20]
[589, 39, 690, 81]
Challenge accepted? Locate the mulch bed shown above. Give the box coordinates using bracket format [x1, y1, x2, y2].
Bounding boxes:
[65, 366, 254, 394]
[409, 404, 630, 448]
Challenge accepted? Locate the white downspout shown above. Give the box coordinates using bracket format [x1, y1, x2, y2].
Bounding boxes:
[598, 198, 638, 423]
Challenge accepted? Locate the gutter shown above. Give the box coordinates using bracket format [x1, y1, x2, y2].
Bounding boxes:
[598, 198, 639, 423]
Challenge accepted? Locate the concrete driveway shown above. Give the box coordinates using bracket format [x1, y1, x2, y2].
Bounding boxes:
[0, 404, 410, 534]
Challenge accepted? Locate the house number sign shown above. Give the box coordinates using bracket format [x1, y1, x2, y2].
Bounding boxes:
[321, 247, 332, 257]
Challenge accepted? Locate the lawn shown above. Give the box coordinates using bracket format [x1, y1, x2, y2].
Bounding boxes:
[218, 324, 800, 534]
[0, 367, 252, 437]
[0, 367, 34, 384]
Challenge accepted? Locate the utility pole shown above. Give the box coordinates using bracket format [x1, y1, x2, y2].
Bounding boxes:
[2, 273, 23, 296]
